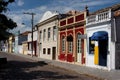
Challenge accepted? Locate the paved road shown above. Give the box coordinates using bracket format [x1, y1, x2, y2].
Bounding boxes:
[0, 52, 103, 80]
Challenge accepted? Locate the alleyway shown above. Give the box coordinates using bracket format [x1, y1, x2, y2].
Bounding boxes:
[0, 52, 102, 80]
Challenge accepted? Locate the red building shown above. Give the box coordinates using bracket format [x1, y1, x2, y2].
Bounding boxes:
[58, 8, 88, 64]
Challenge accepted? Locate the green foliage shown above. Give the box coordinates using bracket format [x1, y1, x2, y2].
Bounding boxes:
[0, 0, 17, 40]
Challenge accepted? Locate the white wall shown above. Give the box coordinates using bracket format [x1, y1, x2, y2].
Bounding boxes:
[28, 31, 37, 42]
[86, 23, 113, 70]
[18, 45, 23, 54]
[38, 20, 58, 60]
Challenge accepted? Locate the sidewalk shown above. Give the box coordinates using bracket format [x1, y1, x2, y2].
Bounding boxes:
[10, 53, 120, 80]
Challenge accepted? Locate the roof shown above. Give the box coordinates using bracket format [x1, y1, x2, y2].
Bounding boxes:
[20, 31, 31, 36]
[39, 11, 59, 23]
[90, 3, 120, 15]
[22, 41, 28, 44]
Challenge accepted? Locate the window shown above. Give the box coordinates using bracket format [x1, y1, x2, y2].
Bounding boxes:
[28, 42, 32, 50]
[89, 37, 95, 54]
[43, 29, 46, 41]
[48, 28, 50, 40]
[40, 31, 42, 42]
[67, 35, 73, 53]
[68, 41, 73, 53]
[62, 36, 65, 52]
[53, 26, 57, 41]
[43, 48, 46, 54]
[48, 48, 51, 55]
[39, 43, 42, 51]
[77, 33, 82, 53]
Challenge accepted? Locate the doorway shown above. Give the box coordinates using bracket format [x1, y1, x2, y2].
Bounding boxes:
[99, 40, 108, 66]
[77, 33, 82, 63]
[52, 47, 56, 60]
[91, 31, 108, 66]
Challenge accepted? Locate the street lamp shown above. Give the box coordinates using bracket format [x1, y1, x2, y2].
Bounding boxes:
[23, 12, 35, 57]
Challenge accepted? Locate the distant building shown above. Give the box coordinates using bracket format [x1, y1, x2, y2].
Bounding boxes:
[8, 35, 15, 53]
[27, 26, 38, 56]
[21, 31, 31, 55]
[14, 31, 30, 54]
[86, 3, 120, 70]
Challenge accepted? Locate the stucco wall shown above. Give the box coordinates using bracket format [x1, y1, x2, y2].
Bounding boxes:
[86, 22, 114, 70]
[38, 20, 58, 60]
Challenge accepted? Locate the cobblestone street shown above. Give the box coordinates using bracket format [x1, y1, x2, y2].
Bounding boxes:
[0, 52, 102, 80]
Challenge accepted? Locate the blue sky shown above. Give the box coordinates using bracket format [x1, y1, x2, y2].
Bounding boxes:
[6, 0, 120, 33]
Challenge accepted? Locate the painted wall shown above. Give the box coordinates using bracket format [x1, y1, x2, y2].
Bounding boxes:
[14, 36, 19, 53]
[38, 20, 58, 60]
[27, 31, 38, 56]
[114, 16, 120, 69]
[59, 27, 85, 63]
[86, 22, 113, 70]
[22, 42, 28, 55]
[28, 31, 37, 42]
[14, 34, 28, 54]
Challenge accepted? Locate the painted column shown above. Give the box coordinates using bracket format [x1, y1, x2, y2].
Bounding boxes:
[58, 31, 60, 60]
[66, 28, 68, 61]
[73, 27, 76, 63]
[94, 41, 99, 65]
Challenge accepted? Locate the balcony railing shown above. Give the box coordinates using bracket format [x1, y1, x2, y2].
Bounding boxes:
[86, 10, 111, 25]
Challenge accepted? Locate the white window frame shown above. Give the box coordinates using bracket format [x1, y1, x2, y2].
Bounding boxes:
[40, 31, 42, 42]
[68, 41, 73, 53]
[48, 28, 50, 41]
[53, 26, 57, 41]
[43, 29, 46, 41]
[77, 33, 82, 53]
[62, 37, 65, 52]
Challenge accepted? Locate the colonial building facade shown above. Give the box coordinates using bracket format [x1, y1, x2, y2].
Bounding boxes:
[86, 4, 120, 70]
[37, 11, 60, 60]
[58, 8, 88, 64]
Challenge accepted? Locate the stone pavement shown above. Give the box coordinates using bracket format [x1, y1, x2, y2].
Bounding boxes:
[6, 52, 120, 80]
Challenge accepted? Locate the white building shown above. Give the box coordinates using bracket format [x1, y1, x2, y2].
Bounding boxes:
[14, 31, 28, 54]
[27, 26, 38, 56]
[37, 11, 59, 60]
[86, 4, 120, 70]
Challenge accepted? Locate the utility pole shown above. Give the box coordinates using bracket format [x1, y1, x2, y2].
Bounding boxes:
[23, 12, 35, 57]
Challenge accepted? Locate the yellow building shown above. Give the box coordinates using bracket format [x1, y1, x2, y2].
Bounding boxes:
[8, 35, 15, 53]
[22, 41, 28, 55]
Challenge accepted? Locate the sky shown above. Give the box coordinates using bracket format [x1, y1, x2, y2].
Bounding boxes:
[5, 0, 120, 33]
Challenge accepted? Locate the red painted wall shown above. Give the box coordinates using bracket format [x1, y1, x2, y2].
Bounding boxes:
[66, 54, 74, 62]
[75, 27, 85, 64]
[75, 27, 84, 34]
[67, 17, 74, 24]
[59, 31, 66, 61]
[67, 29, 73, 36]
[75, 14, 84, 22]
[59, 24, 85, 63]
[60, 20, 66, 26]
[58, 53, 66, 61]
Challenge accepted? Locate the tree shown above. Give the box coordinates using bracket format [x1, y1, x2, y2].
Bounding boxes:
[0, 0, 17, 40]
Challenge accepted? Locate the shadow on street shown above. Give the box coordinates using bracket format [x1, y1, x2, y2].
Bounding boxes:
[0, 60, 78, 80]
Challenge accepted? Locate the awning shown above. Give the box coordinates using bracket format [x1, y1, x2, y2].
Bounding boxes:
[91, 31, 108, 41]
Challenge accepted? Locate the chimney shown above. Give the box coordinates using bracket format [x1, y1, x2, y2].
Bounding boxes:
[85, 5, 89, 16]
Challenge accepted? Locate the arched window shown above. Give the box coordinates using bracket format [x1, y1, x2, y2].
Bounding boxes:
[77, 33, 82, 53]
[67, 35, 73, 53]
